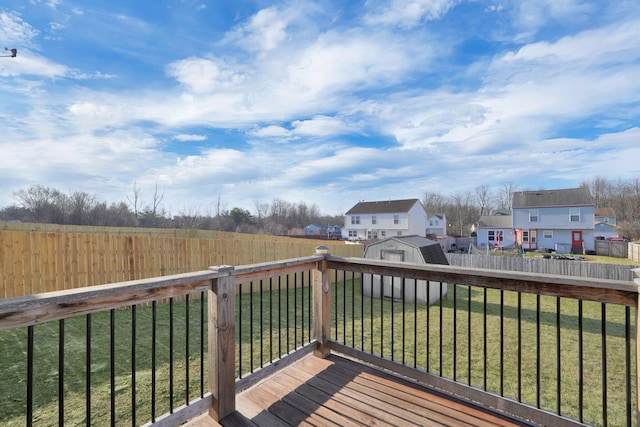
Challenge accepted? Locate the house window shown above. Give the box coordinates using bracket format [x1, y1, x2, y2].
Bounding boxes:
[570, 208, 580, 222]
[604, 217, 609, 223]
[543, 230, 553, 239]
[523, 231, 536, 243]
[348, 230, 358, 238]
[488, 230, 503, 242]
[381, 231, 386, 237]
[393, 215, 399, 224]
[371, 215, 377, 225]
[529, 210, 539, 222]
[351, 215, 360, 225]
[397, 231, 402, 236]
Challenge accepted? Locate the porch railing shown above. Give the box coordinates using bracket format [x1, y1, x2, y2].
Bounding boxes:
[0, 251, 638, 426]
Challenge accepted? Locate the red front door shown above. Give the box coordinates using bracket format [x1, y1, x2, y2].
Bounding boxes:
[572, 230, 582, 249]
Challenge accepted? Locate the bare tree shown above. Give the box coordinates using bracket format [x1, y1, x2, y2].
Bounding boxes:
[497, 182, 517, 210]
[127, 182, 142, 221]
[474, 185, 493, 216]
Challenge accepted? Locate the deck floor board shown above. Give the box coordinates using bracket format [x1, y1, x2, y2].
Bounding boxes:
[184, 353, 533, 427]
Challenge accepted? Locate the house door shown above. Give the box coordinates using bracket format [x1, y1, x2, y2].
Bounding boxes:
[572, 231, 583, 249]
[381, 251, 403, 300]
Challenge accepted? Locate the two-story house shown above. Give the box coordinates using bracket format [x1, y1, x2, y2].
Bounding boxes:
[342, 199, 428, 241]
[426, 213, 447, 236]
[512, 187, 595, 253]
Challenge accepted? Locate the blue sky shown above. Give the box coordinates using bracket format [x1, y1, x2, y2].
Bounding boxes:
[1, 1, 639, 216]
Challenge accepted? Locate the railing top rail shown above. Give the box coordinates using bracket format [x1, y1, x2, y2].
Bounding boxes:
[0, 269, 223, 331]
[233, 255, 322, 284]
[0, 255, 324, 332]
[327, 255, 640, 306]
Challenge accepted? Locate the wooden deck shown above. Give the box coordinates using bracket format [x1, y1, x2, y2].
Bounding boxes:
[185, 353, 533, 427]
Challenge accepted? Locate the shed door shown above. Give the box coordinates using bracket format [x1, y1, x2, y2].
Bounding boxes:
[382, 251, 403, 299]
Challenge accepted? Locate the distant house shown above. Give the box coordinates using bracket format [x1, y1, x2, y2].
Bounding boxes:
[303, 224, 324, 235]
[426, 213, 447, 236]
[476, 212, 516, 248]
[594, 207, 618, 240]
[362, 236, 448, 305]
[512, 187, 595, 253]
[342, 199, 428, 241]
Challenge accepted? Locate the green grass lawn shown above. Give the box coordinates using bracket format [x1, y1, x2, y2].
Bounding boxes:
[0, 279, 636, 426]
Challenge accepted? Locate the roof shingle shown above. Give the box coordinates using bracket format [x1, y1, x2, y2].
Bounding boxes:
[345, 199, 422, 215]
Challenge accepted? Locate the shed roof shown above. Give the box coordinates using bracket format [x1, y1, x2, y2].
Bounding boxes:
[345, 199, 422, 215]
[365, 235, 449, 265]
[512, 187, 593, 208]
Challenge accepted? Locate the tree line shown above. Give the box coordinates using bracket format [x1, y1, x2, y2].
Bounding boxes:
[1, 177, 639, 240]
[0, 185, 343, 235]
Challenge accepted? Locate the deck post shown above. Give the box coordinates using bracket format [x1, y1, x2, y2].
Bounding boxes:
[636, 285, 640, 427]
[313, 247, 331, 358]
[208, 265, 236, 421]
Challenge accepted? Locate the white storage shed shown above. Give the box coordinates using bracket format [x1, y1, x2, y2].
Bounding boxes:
[362, 236, 448, 305]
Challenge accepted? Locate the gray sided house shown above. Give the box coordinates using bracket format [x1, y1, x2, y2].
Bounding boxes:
[512, 187, 595, 253]
[362, 236, 448, 305]
[594, 207, 618, 239]
[476, 212, 516, 248]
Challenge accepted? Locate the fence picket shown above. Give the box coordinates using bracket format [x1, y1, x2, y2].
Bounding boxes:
[445, 253, 638, 281]
[0, 228, 362, 298]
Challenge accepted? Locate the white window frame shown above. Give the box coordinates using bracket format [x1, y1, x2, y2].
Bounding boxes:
[351, 215, 360, 225]
[371, 215, 377, 225]
[393, 215, 399, 224]
[529, 209, 539, 222]
[570, 208, 580, 222]
[543, 230, 553, 239]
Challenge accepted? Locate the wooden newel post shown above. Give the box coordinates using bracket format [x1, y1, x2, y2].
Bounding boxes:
[635, 278, 640, 427]
[313, 246, 331, 358]
[208, 265, 236, 421]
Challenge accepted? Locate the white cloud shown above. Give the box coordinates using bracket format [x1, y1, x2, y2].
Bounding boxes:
[0, 11, 39, 46]
[513, 0, 594, 39]
[166, 57, 246, 94]
[364, 0, 458, 28]
[174, 134, 207, 142]
[224, 6, 293, 53]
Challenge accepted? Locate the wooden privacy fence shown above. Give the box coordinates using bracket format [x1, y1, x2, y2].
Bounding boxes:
[446, 253, 639, 281]
[630, 243, 640, 263]
[595, 240, 629, 258]
[0, 229, 363, 299]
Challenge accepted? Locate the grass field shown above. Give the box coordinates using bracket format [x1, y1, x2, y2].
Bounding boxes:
[0, 278, 636, 426]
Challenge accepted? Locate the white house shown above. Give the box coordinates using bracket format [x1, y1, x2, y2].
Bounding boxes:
[512, 187, 595, 253]
[342, 199, 428, 241]
[426, 213, 447, 236]
[476, 212, 516, 248]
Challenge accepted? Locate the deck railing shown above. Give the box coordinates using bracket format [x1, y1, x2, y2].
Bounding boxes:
[0, 251, 638, 426]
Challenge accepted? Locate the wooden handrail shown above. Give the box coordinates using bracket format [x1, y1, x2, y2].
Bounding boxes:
[326, 255, 640, 306]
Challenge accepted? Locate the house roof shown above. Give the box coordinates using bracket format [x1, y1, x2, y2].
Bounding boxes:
[365, 235, 449, 265]
[477, 215, 512, 229]
[595, 207, 616, 217]
[345, 199, 422, 215]
[512, 187, 593, 209]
